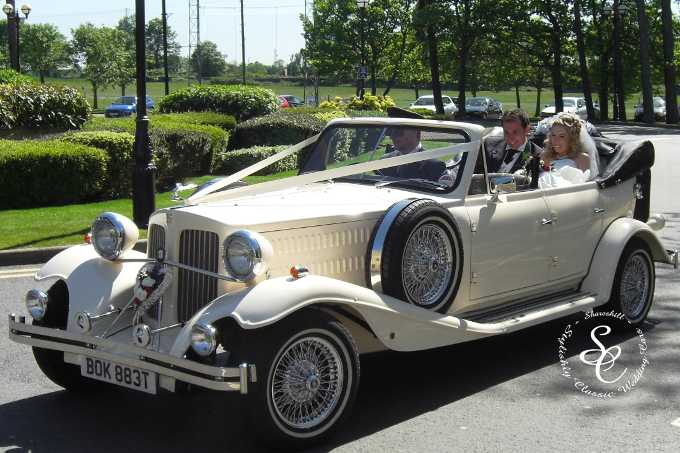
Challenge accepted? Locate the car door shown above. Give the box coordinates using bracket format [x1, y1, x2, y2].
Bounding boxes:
[540, 182, 604, 284]
[465, 185, 552, 303]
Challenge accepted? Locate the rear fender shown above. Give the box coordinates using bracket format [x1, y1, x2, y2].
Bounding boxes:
[582, 217, 666, 304]
[36, 245, 146, 331]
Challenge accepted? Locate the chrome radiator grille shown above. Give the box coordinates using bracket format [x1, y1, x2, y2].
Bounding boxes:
[147, 224, 166, 259]
[177, 229, 220, 322]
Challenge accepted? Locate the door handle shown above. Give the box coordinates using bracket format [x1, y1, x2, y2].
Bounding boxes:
[593, 208, 606, 214]
[541, 218, 553, 225]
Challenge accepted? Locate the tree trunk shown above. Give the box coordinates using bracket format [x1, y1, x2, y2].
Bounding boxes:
[551, 31, 564, 113]
[370, 63, 377, 95]
[92, 82, 98, 109]
[661, 0, 678, 123]
[574, 0, 596, 121]
[383, 29, 408, 96]
[591, 1, 610, 121]
[39, 71, 45, 84]
[427, 24, 444, 114]
[635, 0, 653, 123]
[457, 44, 468, 116]
[515, 83, 520, 109]
[612, 0, 626, 121]
[535, 69, 544, 117]
[414, 84, 419, 99]
[121, 85, 126, 96]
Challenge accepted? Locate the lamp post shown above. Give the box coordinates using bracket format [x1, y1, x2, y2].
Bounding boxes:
[132, 0, 155, 228]
[356, 0, 369, 99]
[161, 0, 170, 96]
[605, 0, 628, 121]
[2, 1, 31, 73]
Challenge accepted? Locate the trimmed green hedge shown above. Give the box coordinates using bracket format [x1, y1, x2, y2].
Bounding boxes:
[83, 116, 229, 189]
[213, 145, 294, 176]
[158, 85, 278, 121]
[152, 112, 236, 131]
[0, 83, 91, 130]
[61, 131, 135, 198]
[0, 139, 107, 209]
[229, 111, 325, 150]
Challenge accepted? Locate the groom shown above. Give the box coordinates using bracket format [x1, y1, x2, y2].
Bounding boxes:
[481, 109, 542, 181]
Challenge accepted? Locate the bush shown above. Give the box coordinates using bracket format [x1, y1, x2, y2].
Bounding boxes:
[158, 85, 278, 121]
[152, 112, 236, 131]
[0, 139, 107, 209]
[0, 83, 91, 130]
[83, 117, 229, 189]
[229, 111, 325, 150]
[0, 69, 34, 85]
[213, 145, 295, 176]
[319, 95, 395, 112]
[61, 131, 135, 198]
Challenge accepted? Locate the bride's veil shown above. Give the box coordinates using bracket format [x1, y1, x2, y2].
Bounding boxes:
[578, 121, 600, 178]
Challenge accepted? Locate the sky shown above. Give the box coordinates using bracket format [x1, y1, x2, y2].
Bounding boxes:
[23, 0, 310, 65]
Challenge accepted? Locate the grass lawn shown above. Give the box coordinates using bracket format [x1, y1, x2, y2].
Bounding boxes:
[46, 77, 677, 121]
[0, 173, 289, 250]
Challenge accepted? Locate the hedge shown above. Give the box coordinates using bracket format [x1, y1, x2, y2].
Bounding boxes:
[0, 69, 34, 85]
[0, 139, 107, 209]
[158, 85, 278, 121]
[83, 116, 229, 189]
[152, 112, 236, 131]
[229, 111, 325, 150]
[0, 83, 91, 130]
[61, 131, 135, 198]
[213, 145, 295, 176]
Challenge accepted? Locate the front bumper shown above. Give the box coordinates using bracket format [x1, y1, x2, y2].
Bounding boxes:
[8, 314, 256, 394]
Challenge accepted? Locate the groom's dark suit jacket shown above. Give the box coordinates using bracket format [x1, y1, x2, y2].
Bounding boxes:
[481, 135, 543, 174]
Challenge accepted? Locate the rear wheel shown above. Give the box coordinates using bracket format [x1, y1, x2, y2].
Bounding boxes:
[244, 311, 360, 450]
[606, 240, 655, 326]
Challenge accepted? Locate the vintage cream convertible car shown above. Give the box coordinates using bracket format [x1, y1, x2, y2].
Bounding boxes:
[8, 118, 678, 448]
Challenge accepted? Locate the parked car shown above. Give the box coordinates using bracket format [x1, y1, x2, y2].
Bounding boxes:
[279, 94, 304, 108]
[464, 96, 503, 119]
[540, 96, 599, 120]
[104, 96, 155, 117]
[634, 97, 666, 121]
[276, 95, 290, 108]
[10, 117, 678, 449]
[409, 94, 458, 115]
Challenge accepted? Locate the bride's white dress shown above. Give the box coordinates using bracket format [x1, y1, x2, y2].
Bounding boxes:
[538, 158, 590, 188]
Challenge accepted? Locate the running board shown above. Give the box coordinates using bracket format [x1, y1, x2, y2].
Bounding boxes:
[458, 292, 600, 335]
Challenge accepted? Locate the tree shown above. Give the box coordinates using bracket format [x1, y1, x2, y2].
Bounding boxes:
[574, 0, 596, 121]
[413, 0, 444, 114]
[661, 0, 678, 123]
[287, 51, 304, 76]
[19, 23, 71, 83]
[145, 17, 181, 72]
[190, 41, 226, 78]
[72, 24, 126, 108]
[634, 0, 654, 123]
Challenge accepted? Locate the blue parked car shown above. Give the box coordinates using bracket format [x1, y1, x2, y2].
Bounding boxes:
[104, 96, 155, 117]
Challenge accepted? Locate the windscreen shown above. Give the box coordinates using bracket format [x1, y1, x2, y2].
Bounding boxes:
[300, 124, 470, 193]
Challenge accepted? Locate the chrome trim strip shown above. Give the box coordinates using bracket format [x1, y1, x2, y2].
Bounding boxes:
[368, 198, 418, 293]
[8, 316, 255, 392]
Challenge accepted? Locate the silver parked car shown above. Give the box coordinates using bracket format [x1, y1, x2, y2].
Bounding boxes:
[409, 94, 458, 115]
[464, 97, 503, 119]
[634, 97, 666, 121]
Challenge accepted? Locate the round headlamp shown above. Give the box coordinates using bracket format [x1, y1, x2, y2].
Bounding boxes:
[223, 230, 272, 282]
[91, 212, 139, 260]
[190, 323, 217, 357]
[26, 289, 48, 321]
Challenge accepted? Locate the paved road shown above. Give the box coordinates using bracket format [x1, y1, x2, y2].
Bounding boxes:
[0, 125, 678, 452]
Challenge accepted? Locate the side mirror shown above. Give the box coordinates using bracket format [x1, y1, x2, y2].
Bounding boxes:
[489, 175, 517, 201]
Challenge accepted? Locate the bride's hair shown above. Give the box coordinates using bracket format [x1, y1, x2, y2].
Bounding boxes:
[543, 113, 583, 160]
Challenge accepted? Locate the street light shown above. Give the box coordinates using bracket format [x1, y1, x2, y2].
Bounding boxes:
[604, 1, 629, 121]
[356, 0, 369, 99]
[2, 2, 31, 72]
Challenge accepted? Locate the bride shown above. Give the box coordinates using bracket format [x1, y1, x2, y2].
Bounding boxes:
[538, 113, 599, 188]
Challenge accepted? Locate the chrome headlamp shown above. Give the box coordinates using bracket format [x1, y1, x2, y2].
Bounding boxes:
[26, 289, 48, 321]
[223, 230, 272, 282]
[91, 212, 139, 260]
[190, 323, 217, 357]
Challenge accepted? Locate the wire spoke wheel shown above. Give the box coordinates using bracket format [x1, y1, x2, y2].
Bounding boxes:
[270, 336, 344, 430]
[619, 252, 651, 320]
[402, 222, 454, 308]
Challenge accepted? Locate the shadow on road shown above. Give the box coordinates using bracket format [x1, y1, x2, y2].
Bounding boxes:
[598, 124, 680, 137]
[2, 307, 675, 453]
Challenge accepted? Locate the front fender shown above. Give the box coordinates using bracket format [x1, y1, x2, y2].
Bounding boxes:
[171, 275, 491, 355]
[36, 244, 146, 331]
[582, 217, 666, 304]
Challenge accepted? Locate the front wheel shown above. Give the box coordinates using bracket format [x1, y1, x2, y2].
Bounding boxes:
[606, 239, 655, 326]
[245, 311, 360, 449]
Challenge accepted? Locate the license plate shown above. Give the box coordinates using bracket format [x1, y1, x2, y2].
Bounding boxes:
[81, 357, 157, 394]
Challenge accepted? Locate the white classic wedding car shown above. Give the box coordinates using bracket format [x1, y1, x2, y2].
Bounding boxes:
[9, 117, 678, 448]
